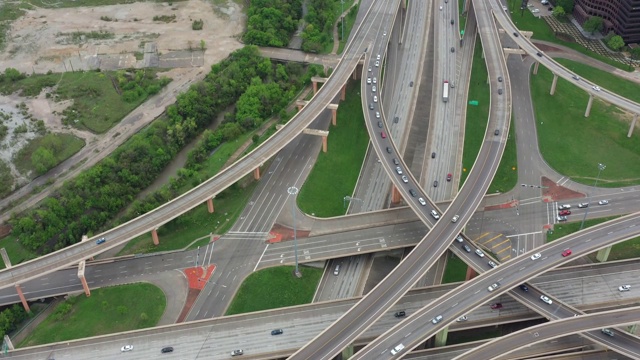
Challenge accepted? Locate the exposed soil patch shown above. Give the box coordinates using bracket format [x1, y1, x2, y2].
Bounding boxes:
[541, 176, 585, 202]
[269, 223, 311, 243]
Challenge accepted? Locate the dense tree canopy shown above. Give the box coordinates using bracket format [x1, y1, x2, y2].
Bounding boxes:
[242, 0, 303, 47]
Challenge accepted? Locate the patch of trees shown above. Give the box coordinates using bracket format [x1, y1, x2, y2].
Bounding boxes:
[242, 0, 303, 47]
[555, 0, 574, 13]
[301, 0, 339, 53]
[604, 32, 625, 51]
[9, 46, 320, 254]
[0, 304, 29, 339]
[583, 16, 604, 34]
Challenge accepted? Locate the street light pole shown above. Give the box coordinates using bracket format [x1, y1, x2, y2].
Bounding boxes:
[288, 186, 301, 278]
[580, 163, 605, 230]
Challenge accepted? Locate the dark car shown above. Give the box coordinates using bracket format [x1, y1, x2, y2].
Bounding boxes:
[536, 52, 543, 57]
[490, 303, 503, 310]
[446, 173, 452, 182]
[559, 210, 571, 216]
[450, 47, 455, 53]
[377, 121, 383, 128]
[392, 158, 399, 165]
[369, 103, 374, 110]
[519, 284, 529, 292]
[431, 152, 436, 158]
[409, 81, 414, 87]
[450, 19, 454, 25]
[497, 89, 503, 95]
[271, 329, 283, 335]
[513, 32, 519, 37]
[161, 347, 174, 354]
[394, 116, 399, 123]
[96, 237, 106, 245]
[433, 180, 438, 188]
[409, 189, 417, 197]
[386, 147, 392, 154]
[462, 244, 471, 252]
[494, 129, 500, 135]
[394, 311, 406, 318]
[498, 76, 503, 82]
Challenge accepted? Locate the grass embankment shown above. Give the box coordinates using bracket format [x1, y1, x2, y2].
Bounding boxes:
[337, 2, 358, 54]
[546, 216, 640, 260]
[18, 283, 165, 347]
[458, 0, 467, 31]
[225, 266, 323, 315]
[442, 254, 467, 283]
[508, 5, 629, 71]
[531, 66, 640, 188]
[297, 82, 369, 217]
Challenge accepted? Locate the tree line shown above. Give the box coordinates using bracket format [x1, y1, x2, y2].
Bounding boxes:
[9, 46, 321, 254]
[243, 0, 303, 47]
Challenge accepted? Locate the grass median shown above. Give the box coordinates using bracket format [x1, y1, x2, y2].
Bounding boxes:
[442, 253, 467, 283]
[225, 265, 323, 315]
[531, 66, 640, 187]
[18, 283, 165, 347]
[297, 82, 369, 217]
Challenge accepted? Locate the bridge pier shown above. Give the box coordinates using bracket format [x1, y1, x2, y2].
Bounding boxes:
[391, 186, 402, 204]
[207, 198, 214, 213]
[3, 335, 14, 350]
[78, 260, 91, 297]
[313, 81, 318, 94]
[550, 73, 558, 95]
[585, 94, 594, 117]
[628, 113, 638, 137]
[322, 136, 328, 153]
[0, 248, 11, 268]
[533, 61, 539, 75]
[434, 326, 449, 347]
[152, 228, 160, 246]
[465, 266, 477, 280]
[340, 84, 346, 101]
[341, 343, 354, 359]
[15, 284, 30, 312]
[327, 104, 339, 126]
[595, 246, 611, 262]
[254, 167, 261, 180]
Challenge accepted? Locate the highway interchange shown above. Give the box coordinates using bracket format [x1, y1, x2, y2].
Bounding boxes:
[3, 0, 640, 358]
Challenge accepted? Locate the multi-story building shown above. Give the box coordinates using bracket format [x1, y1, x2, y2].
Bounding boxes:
[572, 0, 640, 44]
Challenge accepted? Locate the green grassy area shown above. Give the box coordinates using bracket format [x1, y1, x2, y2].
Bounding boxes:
[0, 160, 14, 198]
[487, 116, 518, 194]
[324, 0, 356, 54]
[461, 38, 490, 186]
[555, 58, 640, 103]
[442, 253, 467, 283]
[531, 66, 640, 187]
[337, 2, 358, 54]
[225, 265, 323, 315]
[0, 234, 37, 268]
[118, 181, 258, 255]
[18, 283, 165, 347]
[458, 0, 467, 31]
[507, 3, 629, 71]
[1, 70, 169, 134]
[13, 134, 85, 179]
[297, 82, 369, 217]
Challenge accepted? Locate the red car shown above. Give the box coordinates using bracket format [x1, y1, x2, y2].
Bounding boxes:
[490, 303, 503, 310]
[559, 210, 571, 216]
[446, 173, 452, 182]
[562, 249, 572, 257]
[381, 131, 386, 139]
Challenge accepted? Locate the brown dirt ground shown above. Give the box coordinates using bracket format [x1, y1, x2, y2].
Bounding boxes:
[541, 176, 585, 202]
[269, 223, 311, 243]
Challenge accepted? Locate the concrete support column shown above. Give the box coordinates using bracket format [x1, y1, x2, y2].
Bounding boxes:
[341, 344, 354, 359]
[331, 108, 338, 126]
[151, 228, 160, 246]
[3, 335, 14, 350]
[297, 104, 303, 111]
[322, 136, 328, 153]
[391, 186, 402, 204]
[78, 260, 90, 297]
[628, 113, 638, 138]
[340, 84, 346, 101]
[15, 284, 30, 312]
[0, 248, 11, 268]
[629, 324, 639, 335]
[596, 246, 611, 262]
[465, 266, 477, 280]
[585, 94, 594, 117]
[550, 74, 558, 95]
[312, 81, 318, 94]
[253, 167, 261, 180]
[207, 198, 214, 213]
[533, 61, 539, 75]
[434, 326, 449, 347]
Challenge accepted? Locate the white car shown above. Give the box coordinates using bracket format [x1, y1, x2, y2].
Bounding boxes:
[619, 285, 631, 292]
[455, 235, 464, 243]
[488, 261, 497, 268]
[451, 215, 459, 223]
[557, 215, 567, 222]
[578, 202, 589, 208]
[418, 198, 427, 206]
[231, 349, 244, 356]
[558, 204, 571, 210]
[373, 95, 378, 103]
[592, 85, 601, 91]
[395, 166, 403, 175]
[487, 283, 499, 292]
[367, 77, 371, 84]
[390, 343, 405, 355]
[531, 253, 541, 260]
[373, 77, 377, 84]
[540, 295, 553, 305]
[121, 345, 134, 352]
[372, 85, 376, 92]
[532, 8, 540, 13]
[431, 315, 443, 324]
[456, 315, 468, 322]
[401, 175, 408, 183]
[475, 249, 485, 258]
[368, 67, 372, 72]
[598, 200, 609, 205]
[502, 5, 508, 12]
[383, 31, 387, 36]
[375, 60, 380, 67]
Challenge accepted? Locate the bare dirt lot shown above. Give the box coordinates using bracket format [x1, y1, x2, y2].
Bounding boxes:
[0, 0, 245, 204]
